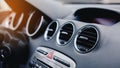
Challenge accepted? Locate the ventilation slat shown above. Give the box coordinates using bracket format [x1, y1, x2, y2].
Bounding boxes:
[80, 34, 97, 40]
[61, 29, 73, 34]
[83, 30, 97, 36]
[77, 37, 95, 44]
[60, 34, 71, 41]
[62, 27, 73, 30]
[76, 40, 93, 48]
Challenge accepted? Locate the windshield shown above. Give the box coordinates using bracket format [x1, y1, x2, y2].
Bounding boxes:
[55, 0, 120, 4]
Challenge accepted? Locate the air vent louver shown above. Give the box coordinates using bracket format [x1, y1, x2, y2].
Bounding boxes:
[57, 23, 74, 45]
[45, 21, 58, 40]
[74, 25, 99, 53]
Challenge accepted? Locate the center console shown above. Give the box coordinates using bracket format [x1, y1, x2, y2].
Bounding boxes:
[29, 47, 76, 68]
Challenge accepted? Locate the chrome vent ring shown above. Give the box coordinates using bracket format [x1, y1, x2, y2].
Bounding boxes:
[57, 22, 75, 45]
[74, 25, 100, 53]
[44, 21, 58, 40]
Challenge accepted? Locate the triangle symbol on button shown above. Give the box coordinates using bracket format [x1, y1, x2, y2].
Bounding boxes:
[47, 51, 54, 59]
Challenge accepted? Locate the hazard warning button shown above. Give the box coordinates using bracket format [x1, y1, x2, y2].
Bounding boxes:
[47, 51, 54, 59]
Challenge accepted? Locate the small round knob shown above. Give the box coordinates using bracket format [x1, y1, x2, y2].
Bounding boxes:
[0, 46, 11, 61]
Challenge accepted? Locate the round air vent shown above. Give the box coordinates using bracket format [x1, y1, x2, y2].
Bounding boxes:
[26, 11, 47, 38]
[57, 22, 75, 45]
[44, 21, 58, 40]
[74, 25, 99, 53]
[10, 12, 24, 30]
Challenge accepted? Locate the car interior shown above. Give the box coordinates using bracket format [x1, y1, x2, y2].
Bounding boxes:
[0, 0, 120, 68]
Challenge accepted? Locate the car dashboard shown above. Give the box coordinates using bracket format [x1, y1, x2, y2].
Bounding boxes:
[0, 0, 120, 68]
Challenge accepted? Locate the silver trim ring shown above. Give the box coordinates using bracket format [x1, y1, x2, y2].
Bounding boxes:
[56, 22, 75, 45]
[10, 13, 24, 30]
[26, 11, 44, 37]
[44, 21, 59, 40]
[74, 25, 100, 53]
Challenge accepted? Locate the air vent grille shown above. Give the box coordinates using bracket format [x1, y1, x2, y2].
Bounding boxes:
[57, 23, 74, 45]
[45, 21, 58, 40]
[74, 25, 99, 53]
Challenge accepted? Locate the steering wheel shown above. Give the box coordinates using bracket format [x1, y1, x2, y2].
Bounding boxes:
[0, 26, 29, 68]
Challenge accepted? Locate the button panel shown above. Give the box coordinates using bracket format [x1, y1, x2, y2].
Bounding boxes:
[29, 47, 76, 68]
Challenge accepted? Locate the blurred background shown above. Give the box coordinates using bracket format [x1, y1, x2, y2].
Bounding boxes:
[0, 0, 11, 12]
[0, 0, 120, 23]
[56, 0, 120, 3]
[0, 0, 120, 12]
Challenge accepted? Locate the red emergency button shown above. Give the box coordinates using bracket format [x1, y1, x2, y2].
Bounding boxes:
[47, 51, 54, 59]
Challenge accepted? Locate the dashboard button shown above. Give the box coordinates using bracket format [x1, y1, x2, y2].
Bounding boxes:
[37, 49, 48, 55]
[37, 59, 52, 68]
[53, 56, 70, 67]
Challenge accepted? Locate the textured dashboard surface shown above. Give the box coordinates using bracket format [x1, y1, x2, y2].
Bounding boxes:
[24, 1, 120, 68]
[3, 0, 120, 68]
